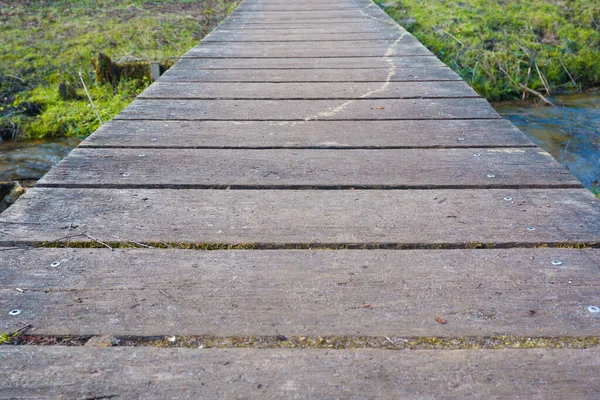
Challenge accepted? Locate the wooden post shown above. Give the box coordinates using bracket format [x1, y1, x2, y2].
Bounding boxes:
[150, 62, 161, 82]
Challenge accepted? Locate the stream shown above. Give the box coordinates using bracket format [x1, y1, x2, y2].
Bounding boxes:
[0, 93, 598, 191]
[494, 92, 600, 190]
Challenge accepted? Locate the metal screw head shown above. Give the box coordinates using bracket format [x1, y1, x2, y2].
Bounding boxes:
[487, 174, 496, 178]
[121, 173, 130, 177]
[474, 153, 481, 157]
[551, 259, 563, 266]
[50, 261, 61, 268]
[458, 138, 465, 141]
[150, 138, 158, 141]
[503, 197, 513, 201]
[138, 154, 147, 158]
[526, 227, 536, 231]
[8, 309, 21, 316]
[588, 306, 600, 313]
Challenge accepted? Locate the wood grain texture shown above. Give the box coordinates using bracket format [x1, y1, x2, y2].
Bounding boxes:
[81, 119, 534, 148]
[160, 68, 460, 82]
[2, 248, 600, 336]
[1, 188, 599, 246]
[37, 148, 578, 188]
[172, 56, 446, 69]
[183, 40, 432, 58]
[116, 98, 500, 120]
[1, 348, 600, 399]
[203, 31, 406, 41]
[138, 81, 478, 100]
[213, 22, 403, 31]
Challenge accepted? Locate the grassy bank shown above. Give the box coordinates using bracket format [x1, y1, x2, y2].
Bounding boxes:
[0, 0, 238, 140]
[376, 0, 600, 101]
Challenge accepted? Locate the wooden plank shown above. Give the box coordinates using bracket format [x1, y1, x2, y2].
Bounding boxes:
[1, 188, 599, 246]
[138, 81, 478, 100]
[1, 348, 600, 398]
[229, 11, 373, 19]
[81, 119, 533, 149]
[171, 56, 446, 69]
[159, 68, 461, 82]
[37, 148, 578, 189]
[183, 40, 432, 58]
[219, 20, 395, 27]
[2, 248, 600, 336]
[116, 98, 500, 120]
[203, 25, 408, 34]
[203, 32, 406, 42]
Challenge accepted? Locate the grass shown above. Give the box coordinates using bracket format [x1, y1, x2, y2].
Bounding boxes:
[376, 0, 600, 101]
[0, 0, 239, 140]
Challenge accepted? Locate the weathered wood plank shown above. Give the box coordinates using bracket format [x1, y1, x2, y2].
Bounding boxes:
[2, 248, 600, 336]
[81, 119, 533, 149]
[219, 20, 397, 27]
[1, 348, 599, 399]
[160, 68, 460, 82]
[116, 98, 500, 120]
[37, 148, 578, 188]
[183, 40, 432, 58]
[229, 11, 374, 19]
[1, 188, 599, 245]
[171, 56, 446, 69]
[139, 81, 478, 100]
[204, 25, 407, 33]
[203, 32, 404, 41]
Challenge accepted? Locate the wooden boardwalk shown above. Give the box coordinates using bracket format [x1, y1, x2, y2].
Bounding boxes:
[2, 0, 600, 397]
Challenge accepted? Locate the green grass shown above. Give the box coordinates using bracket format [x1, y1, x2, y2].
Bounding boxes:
[376, 0, 600, 100]
[0, 331, 16, 345]
[0, 0, 239, 140]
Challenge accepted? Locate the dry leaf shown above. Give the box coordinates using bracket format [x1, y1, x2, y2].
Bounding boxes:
[434, 315, 447, 324]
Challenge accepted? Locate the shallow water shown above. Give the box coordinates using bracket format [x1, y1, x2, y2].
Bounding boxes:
[0, 136, 81, 182]
[493, 93, 600, 189]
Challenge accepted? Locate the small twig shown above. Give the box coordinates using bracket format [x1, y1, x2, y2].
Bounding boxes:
[83, 234, 113, 250]
[124, 240, 154, 249]
[471, 61, 479, 82]
[534, 60, 551, 95]
[517, 83, 557, 107]
[78, 72, 103, 125]
[10, 323, 33, 336]
[158, 289, 173, 299]
[559, 58, 577, 87]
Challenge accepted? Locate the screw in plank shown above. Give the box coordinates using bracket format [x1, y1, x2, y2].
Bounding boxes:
[50, 261, 61, 268]
[458, 137, 465, 141]
[487, 174, 496, 178]
[474, 153, 481, 157]
[526, 227, 536, 231]
[8, 309, 21, 316]
[503, 197, 512, 201]
[551, 259, 563, 266]
[588, 306, 600, 313]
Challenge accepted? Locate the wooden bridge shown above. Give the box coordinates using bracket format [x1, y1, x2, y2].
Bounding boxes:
[2, 0, 600, 397]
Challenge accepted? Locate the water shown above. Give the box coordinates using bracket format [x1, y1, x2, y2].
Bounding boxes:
[493, 93, 600, 189]
[0, 136, 81, 182]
